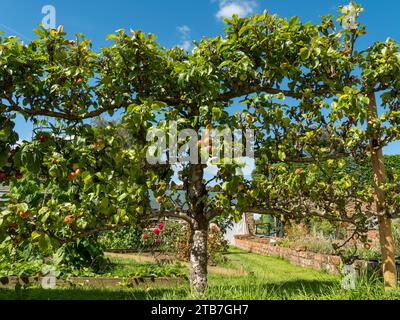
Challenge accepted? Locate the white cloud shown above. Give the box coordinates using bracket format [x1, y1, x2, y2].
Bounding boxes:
[177, 25, 191, 38]
[177, 25, 193, 51]
[215, 0, 257, 20]
[179, 40, 192, 51]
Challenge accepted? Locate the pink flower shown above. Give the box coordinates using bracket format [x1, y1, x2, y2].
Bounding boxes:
[158, 223, 164, 231]
[153, 228, 160, 235]
[143, 234, 148, 240]
[154, 239, 161, 246]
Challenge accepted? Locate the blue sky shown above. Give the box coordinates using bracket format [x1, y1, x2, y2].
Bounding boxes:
[0, 0, 399, 155]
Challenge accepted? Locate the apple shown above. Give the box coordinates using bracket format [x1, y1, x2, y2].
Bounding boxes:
[364, 243, 372, 250]
[15, 172, 23, 180]
[295, 168, 303, 175]
[94, 140, 106, 151]
[64, 215, 75, 225]
[156, 195, 165, 203]
[213, 185, 221, 192]
[18, 210, 29, 220]
[68, 172, 78, 181]
[246, 115, 254, 124]
[0, 171, 7, 181]
[39, 134, 49, 143]
[74, 168, 81, 176]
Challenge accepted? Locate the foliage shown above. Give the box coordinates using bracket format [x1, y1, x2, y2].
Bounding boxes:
[98, 227, 143, 250]
[0, 118, 159, 273]
[0, 114, 19, 182]
[1, 2, 400, 292]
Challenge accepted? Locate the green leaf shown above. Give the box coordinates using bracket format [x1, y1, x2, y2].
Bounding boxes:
[31, 231, 41, 241]
[289, 16, 299, 27]
[300, 47, 311, 61]
[105, 34, 118, 40]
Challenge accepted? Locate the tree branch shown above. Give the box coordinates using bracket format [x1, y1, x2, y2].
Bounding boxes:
[146, 209, 195, 226]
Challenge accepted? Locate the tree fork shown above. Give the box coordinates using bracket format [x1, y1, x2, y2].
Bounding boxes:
[368, 92, 397, 290]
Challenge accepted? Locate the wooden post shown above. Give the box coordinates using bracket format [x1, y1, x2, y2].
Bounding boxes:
[368, 93, 397, 290]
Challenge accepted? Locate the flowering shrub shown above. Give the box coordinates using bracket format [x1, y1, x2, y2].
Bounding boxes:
[142, 224, 163, 246]
[141, 222, 180, 253]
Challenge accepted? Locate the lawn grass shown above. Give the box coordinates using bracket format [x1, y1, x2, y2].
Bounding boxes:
[0, 247, 399, 300]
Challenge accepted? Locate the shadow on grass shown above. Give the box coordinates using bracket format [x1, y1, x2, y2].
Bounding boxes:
[0, 279, 337, 300]
[0, 287, 189, 300]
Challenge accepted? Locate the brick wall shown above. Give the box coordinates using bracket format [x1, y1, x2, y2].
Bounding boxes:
[234, 235, 373, 275]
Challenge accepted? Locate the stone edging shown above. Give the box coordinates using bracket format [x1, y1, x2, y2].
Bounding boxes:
[234, 235, 380, 275]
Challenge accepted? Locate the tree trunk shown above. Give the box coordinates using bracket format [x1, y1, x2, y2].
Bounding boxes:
[187, 162, 209, 297]
[190, 226, 208, 297]
[368, 93, 397, 290]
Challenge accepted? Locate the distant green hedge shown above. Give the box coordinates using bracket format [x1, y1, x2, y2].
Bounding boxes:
[347, 155, 400, 184]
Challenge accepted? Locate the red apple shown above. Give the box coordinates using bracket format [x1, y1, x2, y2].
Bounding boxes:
[39, 134, 49, 143]
[18, 210, 29, 220]
[0, 171, 7, 181]
[68, 172, 77, 181]
[15, 172, 23, 180]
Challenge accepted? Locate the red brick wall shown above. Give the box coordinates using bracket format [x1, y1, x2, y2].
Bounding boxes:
[234, 235, 369, 275]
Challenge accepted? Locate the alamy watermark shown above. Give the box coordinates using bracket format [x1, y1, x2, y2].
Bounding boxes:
[41, 5, 56, 30]
[41, 266, 57, 289]
[146, 122, 255, 165]
[341, 265, 357, 290]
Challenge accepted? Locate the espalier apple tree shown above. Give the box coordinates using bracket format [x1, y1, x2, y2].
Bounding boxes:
[247, 3, 400, 290]
[1, 2, 399, 295]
